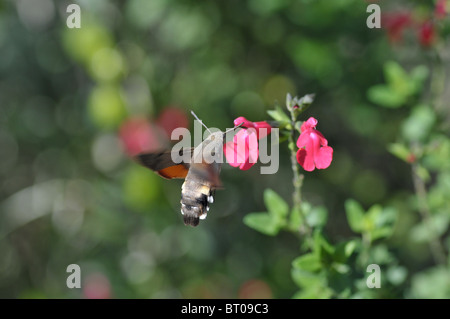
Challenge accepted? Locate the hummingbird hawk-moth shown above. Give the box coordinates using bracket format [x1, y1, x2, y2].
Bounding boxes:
[135, 112, 239, 227]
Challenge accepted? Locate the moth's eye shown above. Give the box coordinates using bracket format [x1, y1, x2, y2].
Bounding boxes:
[211, 151, 216, 156]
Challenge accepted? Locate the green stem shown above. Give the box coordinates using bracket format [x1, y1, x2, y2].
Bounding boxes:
[410, 47, 448, 265]
[360, 232, 372, 267]
[411, 162, 447, 265]
[288, 109, 309, 237]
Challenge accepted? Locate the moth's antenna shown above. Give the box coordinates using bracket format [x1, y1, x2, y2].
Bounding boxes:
[191, 110, 212, 134]
[223, 122, 244, 135]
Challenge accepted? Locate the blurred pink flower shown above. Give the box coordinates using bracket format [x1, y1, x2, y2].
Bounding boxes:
[435, 0, 447, 19]
[83, 273, 112, 299]
[382, 12, 412, 43]
[238, 279, 272, 299]
[296, 117, 333, 172]
[119, 108, 188, 156]
[156, 107, 189, 139]
[119, 117, 166, 156]
[418, 20, 435, 47]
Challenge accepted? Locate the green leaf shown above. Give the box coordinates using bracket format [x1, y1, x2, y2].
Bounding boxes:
[365, 204, 383, 230]
[384, 61, 411, 97]
[243, 212, 281, 236]
[410, 213, 450, 243]
[423, 135, 450, 171]
[368, 62, 429, 109]
[401, 104, 436, 142]
[367, 84, 405, 108]
[306, 206, 328, 228]
[334, 239, 359, 263]
[345, 199, 365, 233]
[388, 143, 413, 163]
[292, 253, 322, 272]
[371, 244, 395, 264]
[371, 207, 397, 240]
[366, 205, 397, 240]
[291, 268, 323, 289]
[375, 207, 397, 228]
[410, 266, 450, 298]
[410, 65, 429, 93]
[264, 189, 289, 220]
[292, 284, 333, 299]
[297, 94, 315, 107]
[313, 229, 335, 260]
[331, 262, 350, 274]
[371, 226, 393, 241]
[286, 93, 292, 108]
[344, 240, 358, 257]
[267, 105, 290, 124]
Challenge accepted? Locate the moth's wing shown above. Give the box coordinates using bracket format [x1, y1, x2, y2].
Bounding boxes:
[188, 161, 223, 189]
[135, 148, 193, 179]
[156, 164, 189, 179]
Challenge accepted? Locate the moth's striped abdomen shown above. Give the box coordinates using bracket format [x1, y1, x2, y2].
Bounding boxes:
[180, 180, 214, 227]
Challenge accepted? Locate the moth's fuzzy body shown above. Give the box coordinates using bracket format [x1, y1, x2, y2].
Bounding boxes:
[180, 131, 222, 226]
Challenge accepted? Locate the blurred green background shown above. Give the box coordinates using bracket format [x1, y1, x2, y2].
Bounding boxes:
[0, 0, 449, 298]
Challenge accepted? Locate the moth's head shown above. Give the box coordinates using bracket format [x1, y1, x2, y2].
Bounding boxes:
[207, 131, 224, 142]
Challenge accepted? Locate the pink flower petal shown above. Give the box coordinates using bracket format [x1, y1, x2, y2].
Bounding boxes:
[224, 128, 260, 170]
[314, 130, 328, 146]
[296, 131, 310, 148]
[239, 129, 259, 170]
[297, 148, 315, 171]
[224, 141, 242, 167]
[314, 146, 333, 169]
[234, 116, 254, 128]
[224, 129, 249, 167]
[301, 117, 318, 132]
[233, 117, 272, 140]
[253, 122, 272, 139]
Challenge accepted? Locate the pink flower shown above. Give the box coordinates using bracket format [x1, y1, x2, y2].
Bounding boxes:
[156, 107, 189, 138]
[83, 273, 112, 299]
[233, 116, 272, 139]
[224, 117, 272, 170]
[382, 12, 412, 44]
[418, 20, 435, 47]
[119, 117, 167, 156]
[435, 0, 447, 19]
[119, 108, 188, 156]
[296, 117, 333, 172]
